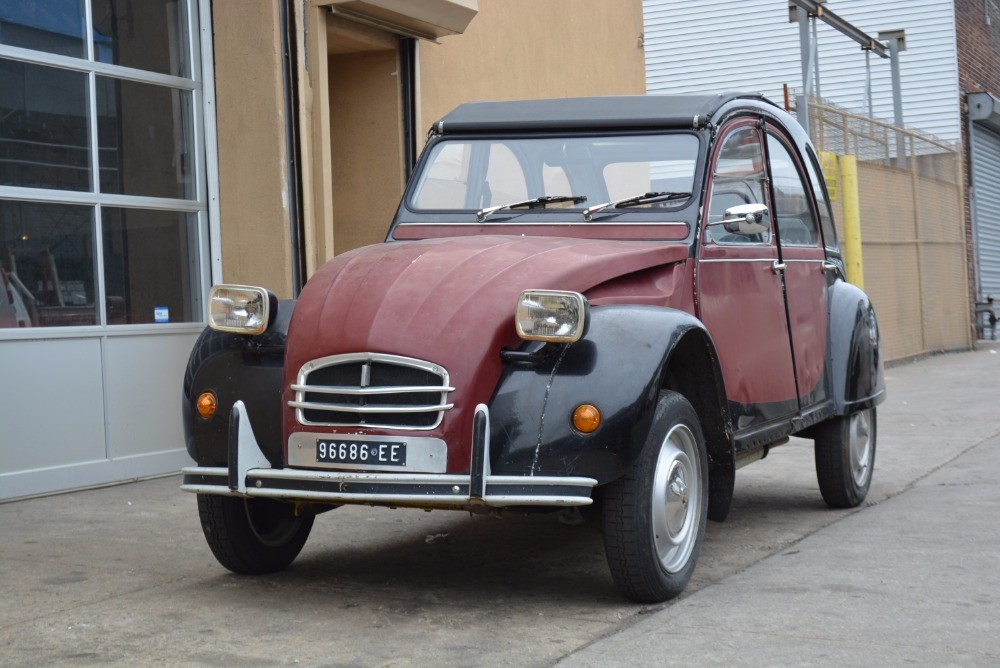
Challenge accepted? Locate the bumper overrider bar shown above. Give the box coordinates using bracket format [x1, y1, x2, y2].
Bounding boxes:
[181, 401, 597, 508]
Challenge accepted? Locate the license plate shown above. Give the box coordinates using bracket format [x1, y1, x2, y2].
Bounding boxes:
[316, 439, 407, 467]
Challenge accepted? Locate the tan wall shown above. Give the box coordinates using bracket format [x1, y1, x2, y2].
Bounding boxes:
[213, 0, 646, 285]
[213, 0, 294, 297]
[328, 50, 405, 254]
[417, 0, 647, 142]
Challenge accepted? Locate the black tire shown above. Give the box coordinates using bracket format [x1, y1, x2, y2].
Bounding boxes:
[197, 494, 314, 574]
[814, 408, 876, 508]
[602, 391, 709, 603]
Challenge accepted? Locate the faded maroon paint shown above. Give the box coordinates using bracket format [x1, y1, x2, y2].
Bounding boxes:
[586, 259, 696, 312]
[780, 247, 828, 399]
[697, 246, 797, 406]
[391, 223, 689, 242]
[282, 235, 689, 473]
[696, 117, 798, 411]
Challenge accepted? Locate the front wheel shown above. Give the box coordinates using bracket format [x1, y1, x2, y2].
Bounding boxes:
[814, 408, 876, 508]
[602, 391, 708, 603]
[197, 495, 314, 574]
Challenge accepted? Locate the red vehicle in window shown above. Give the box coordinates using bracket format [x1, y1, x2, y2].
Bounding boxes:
[181, 93, 884, 603]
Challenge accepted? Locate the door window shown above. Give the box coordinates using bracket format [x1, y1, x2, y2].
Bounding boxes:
[766, 135, 820, 247]
[706, 127, 771, 245]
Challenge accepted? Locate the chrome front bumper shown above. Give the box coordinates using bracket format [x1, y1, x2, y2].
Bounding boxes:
[181, 401, 597, 509]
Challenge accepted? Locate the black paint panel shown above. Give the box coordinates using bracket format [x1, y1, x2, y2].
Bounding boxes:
[488, 306, 713, 484]
[181, 300, 295, 468]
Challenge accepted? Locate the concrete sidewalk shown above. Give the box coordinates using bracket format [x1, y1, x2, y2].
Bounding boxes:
[1, 345, 999, 666]
[558, 431, 1000, 666]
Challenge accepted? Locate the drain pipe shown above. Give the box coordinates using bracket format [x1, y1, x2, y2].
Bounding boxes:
[278, 0, 306, 296]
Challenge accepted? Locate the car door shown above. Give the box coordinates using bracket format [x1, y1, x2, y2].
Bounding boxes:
[765, 128, 830, 409]
[696, 119, 799, 436]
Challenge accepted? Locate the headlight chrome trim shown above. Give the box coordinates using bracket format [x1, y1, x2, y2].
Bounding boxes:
[206, 284, 275, 335]
[515, 289, 588, 343]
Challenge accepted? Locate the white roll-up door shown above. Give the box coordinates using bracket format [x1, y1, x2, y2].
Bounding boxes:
[972, 124, 1000, 300]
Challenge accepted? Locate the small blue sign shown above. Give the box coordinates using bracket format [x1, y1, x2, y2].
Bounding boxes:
[154, 306, 169, 323]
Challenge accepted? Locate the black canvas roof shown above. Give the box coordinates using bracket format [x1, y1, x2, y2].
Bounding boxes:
[433, 92, 775, 134]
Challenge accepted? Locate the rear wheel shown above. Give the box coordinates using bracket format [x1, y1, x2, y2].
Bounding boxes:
[602, 391, 708, 603]
[814, 408, 876, 508]
[197, 495, 314, 574]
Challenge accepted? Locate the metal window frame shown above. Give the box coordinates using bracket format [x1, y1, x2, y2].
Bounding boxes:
[0, 0, 219, 342]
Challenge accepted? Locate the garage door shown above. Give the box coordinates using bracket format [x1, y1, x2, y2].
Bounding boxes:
[972, 124, 1000, 301]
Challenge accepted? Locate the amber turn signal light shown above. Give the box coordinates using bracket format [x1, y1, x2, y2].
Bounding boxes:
[572, 404, 601, 434]
[196, 391, 218, 420]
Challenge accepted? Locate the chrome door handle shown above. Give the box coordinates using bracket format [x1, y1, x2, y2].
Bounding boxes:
[771, 261, 786, 274]
[822, 261, 839, 273]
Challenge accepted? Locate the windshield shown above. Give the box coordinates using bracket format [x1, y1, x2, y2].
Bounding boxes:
[409, 134, 699, 213]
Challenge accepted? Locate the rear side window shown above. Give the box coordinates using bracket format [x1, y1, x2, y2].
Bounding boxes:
[767, 135, 820, 247]
[804, 146, 838, 251]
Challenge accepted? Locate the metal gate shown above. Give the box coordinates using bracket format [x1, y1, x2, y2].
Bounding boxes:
[972, 124, 1000, 302]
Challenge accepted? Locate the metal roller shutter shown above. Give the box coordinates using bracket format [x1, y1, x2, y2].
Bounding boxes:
[972, 124, 1000, 301]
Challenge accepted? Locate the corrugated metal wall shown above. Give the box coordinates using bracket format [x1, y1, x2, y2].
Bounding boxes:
[972, 124, 1000, 301]
[643, 0, 962, 143]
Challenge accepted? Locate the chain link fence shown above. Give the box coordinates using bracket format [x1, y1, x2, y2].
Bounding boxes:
[804, 98, 972, 361]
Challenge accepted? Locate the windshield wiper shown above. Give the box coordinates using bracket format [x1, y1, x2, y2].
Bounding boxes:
[476, 195, 587, 222]
[582, 191, 691, 220]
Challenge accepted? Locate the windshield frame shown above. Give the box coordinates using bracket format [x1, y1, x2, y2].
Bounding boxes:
[397, 130, 706, 223]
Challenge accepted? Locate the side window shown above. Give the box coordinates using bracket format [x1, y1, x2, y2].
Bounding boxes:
[766, 135, 820, 246]
[804, 147, 838, 251]
[706, 127, 771, 244]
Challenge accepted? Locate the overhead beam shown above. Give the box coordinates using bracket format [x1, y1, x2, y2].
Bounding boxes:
[789, 0, 889, 58]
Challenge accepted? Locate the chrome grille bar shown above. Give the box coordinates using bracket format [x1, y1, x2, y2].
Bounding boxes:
[291, 352, 454, 430]
[290, 383, 455, 395]
[288, 401, 455, 413]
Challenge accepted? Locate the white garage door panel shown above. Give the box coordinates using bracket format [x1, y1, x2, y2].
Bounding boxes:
[0, 338, 107, 475]
[104, 332, 199, 459]
[973, 125, 1000, 299]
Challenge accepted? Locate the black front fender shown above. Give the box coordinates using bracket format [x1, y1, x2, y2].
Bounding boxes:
[488, 305, 717, 484]
[181, 300, 294, 467]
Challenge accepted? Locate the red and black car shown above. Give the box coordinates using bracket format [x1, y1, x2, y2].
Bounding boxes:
[181, 93, 884, 603]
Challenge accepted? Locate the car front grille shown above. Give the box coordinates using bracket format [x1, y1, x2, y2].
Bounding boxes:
[289, 353, 454, 430]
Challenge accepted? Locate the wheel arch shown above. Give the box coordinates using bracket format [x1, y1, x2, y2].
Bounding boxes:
[657, 327, 736, 522]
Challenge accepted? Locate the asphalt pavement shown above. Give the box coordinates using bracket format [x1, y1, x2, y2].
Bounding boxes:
[1, 344, 998, 666]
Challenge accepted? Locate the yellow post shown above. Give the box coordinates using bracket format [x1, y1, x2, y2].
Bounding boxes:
[839, 154, 865, 290]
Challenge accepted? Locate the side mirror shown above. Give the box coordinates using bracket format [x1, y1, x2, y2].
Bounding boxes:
[711, 203, 770, 236]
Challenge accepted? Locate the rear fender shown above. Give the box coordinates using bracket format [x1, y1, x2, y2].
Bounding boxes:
[489, 305, 732, 485]
[827, 281, 886, 414]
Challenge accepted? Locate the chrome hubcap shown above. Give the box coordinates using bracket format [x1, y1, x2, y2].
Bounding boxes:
[651, 424, 701, 573]
[849, 410, 873, 487]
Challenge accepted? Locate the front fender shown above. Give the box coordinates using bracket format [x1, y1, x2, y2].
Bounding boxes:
[827, 280, 885, 413]
[181, 300, 295, 467]
[488, 305, 711, 484]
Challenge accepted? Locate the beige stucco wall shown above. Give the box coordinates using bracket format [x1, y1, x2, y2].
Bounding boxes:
[212, 0, 646, 287]
[417, 0, 647, 141]
[213, 0, 294, 297]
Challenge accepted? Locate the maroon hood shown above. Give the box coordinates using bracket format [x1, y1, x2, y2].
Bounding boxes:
[283, 235, 688, 471]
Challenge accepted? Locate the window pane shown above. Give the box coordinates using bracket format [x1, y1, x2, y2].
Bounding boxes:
[707, 127, 771, 245]
[767, 136, 819, 247]
[91, 0, 189, 77]
[102, 208, 200, 324]
[97, 77, 194, 199]
[0, 200, 96, 328]
[0, 60, 91, 191]
[484, 144, 527, 205]
[0, 1, 86, 59]
[410, 135, 698, 212]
